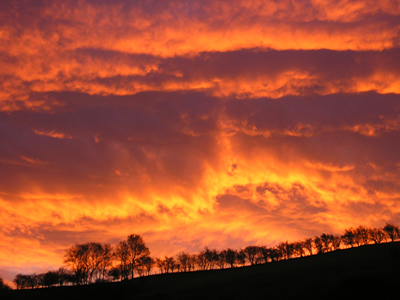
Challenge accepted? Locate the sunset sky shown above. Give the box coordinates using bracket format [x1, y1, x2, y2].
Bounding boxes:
[1, 0, 400, 285]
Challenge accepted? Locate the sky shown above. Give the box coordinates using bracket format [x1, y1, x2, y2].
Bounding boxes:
[1, 0, 400, 285]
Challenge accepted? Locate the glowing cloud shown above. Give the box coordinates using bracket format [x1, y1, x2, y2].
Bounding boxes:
[0, 0, 400, 286]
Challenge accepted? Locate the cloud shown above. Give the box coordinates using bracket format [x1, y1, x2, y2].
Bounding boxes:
[0, 0, 400, 285]
[1, 92, 398, 265]
[2, 48, 400, 109]
[1, 0, 399, 59]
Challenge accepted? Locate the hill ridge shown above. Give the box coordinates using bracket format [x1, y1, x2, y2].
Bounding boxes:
[5, 242, 400, 299]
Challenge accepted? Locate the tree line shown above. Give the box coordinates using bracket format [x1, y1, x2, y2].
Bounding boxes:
[10, 223, 400, 289]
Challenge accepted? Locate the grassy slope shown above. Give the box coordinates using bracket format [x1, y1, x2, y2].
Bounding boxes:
[5, 242, 400, 300]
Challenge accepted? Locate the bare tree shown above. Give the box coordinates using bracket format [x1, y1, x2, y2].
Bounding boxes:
[13, 274, 27, 289]
[203, 247, 219, 270]
[86, 242, 105, 283]
[332, 236, 341, 250]
[13, 274, 38, 289]
[64, 242, 114, 284]
[155, 257, 166, 274]
[40, 271, 59, 288]
[303, 238, 313, 255]
[313, 236, 325, 254]
[115, 240, 130, 280]
[254, 246, 264, 264]
[177, 251, 191, 272]
[64, 244, 90, 284]
[243, 246, 260, 265]
[341, 228, 356, 248]
[224, 248, 237, 268]
[370, 228, 386, 244]
[259, 247, 270, 263]
[196, 251, 208, 270]
[217, 250, 227, 269]
[188, 254, 197, 272]
[17, 221, 400, 289]
[354, 226, 370, 245]
[293, 242, 305, 258]
[57, 267, 70, 286]
[155, 256, 175, 273]
[269, 248, 281, 262]
[126, 234, 151, 278]
[97, 244, 113, 281]
[162, 256, 176, 273]
[236, 249, 246, 267]
[141, 256, 154, 276]
[277, 241, 294, 259]
[320, 233, 335, 252]
[383, 223, 400, 242]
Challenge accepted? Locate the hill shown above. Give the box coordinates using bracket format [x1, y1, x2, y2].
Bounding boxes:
[4, 242, 400, 299]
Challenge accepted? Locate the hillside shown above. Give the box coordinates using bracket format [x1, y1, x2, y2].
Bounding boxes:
[4, 242, 400, 299]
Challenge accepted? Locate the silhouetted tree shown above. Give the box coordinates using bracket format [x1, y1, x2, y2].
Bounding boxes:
[64, 242, 108, 284]
[237, 249, 246, 266]
[64, 242, 114, 284]
[155, 257, 165, 274]
[217, 250, 228, 269]
[108, 267, 121, 281]
[383, 223, 400, 242]
[13, 274, 25, 289]
[314, 236, 325, 254]
[64, 243, 90, 284]
[56, 267, 70, 286]
[269, 247, 281, 262]
[332, 236, 341, 250]
[277, 241, 294, 259]
[13, 274, 38, 289]
[155, 256, 175, 273]
[188, 254, 197, 271]
[303, 238, 313, 255]
[196, 252, 208, 270]
[177, 251, 191, 272]
[41, 271, 59, 288]
[15, 221, 400, 289]
[126, 234, 151, 278]
[86, 242, 108, 282]
[259, 247, 270, 263]
[293, 242, 305, 258]
[27, 274, 39, 289]
[97, 244, 113, 281]
[175, 263, 181, 273]
[319, 233, 335, 252]
[0, 277, 11, 291]
[140, 256, 154, 276]
[370, 228, 386, 244]
[115, 240, 130, 280]
[224, 248, 237, 268]
[254, 246, 264, 264]
[243, 246, 260, 265]
[354, 226, 370, 246]
[203, 247, 219, 270]
[166, 256, 176, 273]
[342, 228, 356, 248]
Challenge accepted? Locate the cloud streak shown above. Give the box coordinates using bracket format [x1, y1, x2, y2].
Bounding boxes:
[2, 48, 400, 109]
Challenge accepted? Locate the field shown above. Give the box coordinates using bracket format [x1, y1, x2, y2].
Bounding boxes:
[5, 242, 400, 299]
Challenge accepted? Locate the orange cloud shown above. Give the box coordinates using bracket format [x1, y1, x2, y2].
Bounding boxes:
[2, 49, 400, 111]
[0, 0, 399, 285]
